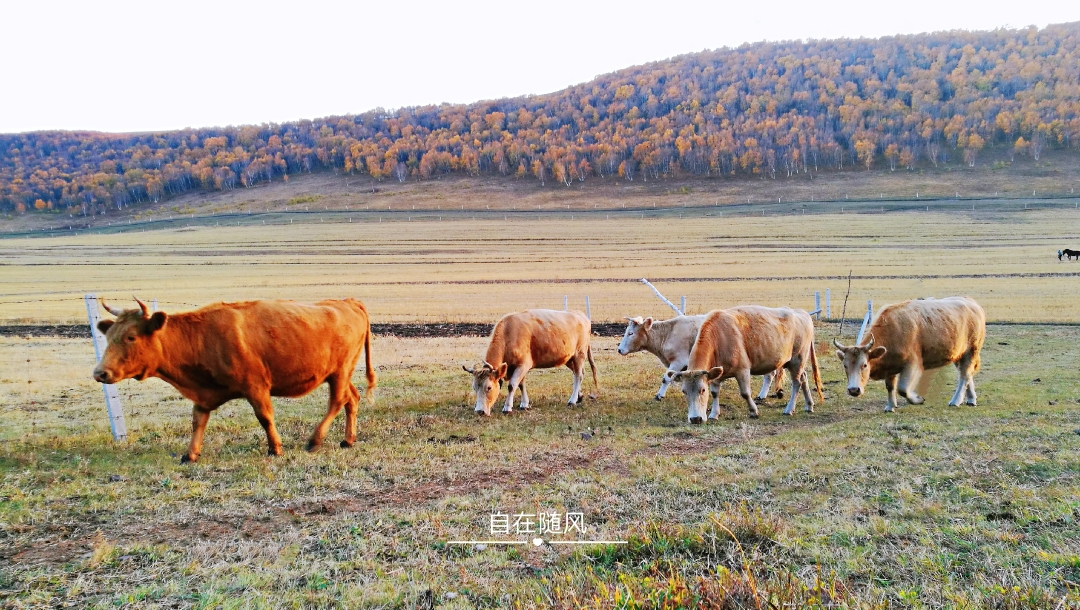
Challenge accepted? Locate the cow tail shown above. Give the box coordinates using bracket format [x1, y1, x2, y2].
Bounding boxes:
[363, 326, 377, 404]
[810, 342, 824, 402]
[587, 345, 599, 392]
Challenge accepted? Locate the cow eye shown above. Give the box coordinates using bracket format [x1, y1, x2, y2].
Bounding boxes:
[125, 335, 136, 343]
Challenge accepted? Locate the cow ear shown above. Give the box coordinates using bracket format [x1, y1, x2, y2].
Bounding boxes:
[672, 372, 684, 382]
[147, 311, 167, 333]
[706, 366, 724, 381]
[868, 346, 887, 360]
[642, 317, 653, 331]
[835, 350, 845, 361]
[495, 362, 508, 380]
[463, 365, 473, 374]
[97, 320, 114, 335]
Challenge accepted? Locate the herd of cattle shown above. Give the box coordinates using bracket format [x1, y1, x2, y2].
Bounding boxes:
[91, 295, 986, 463]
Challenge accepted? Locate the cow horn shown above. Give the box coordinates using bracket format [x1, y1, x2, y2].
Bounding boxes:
[482, 361, 494, 370]
[99, 298, 123, 316]
[833, 338, 846, 350]
[864, 333, 875, 349]
[134, 296, 149, 317]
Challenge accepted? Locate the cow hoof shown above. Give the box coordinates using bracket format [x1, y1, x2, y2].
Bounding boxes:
[501, 409, 513, 415]
[805, 407, 814, 414]
[782, 411, 793, 416]
[269, 448, 283, 457]
[965, 401, 977, 407]
[775, 390, 784, 399]
[749, 412, 760, 419]
[305, 440, 320, 452]
[654, 395, 663, 401]
[907, 395, 925, 405]
[180, 454, 196, 464]
[340, 440, 354, 449]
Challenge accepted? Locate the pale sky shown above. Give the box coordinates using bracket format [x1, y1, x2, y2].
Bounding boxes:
[3, 0, 1079, 134]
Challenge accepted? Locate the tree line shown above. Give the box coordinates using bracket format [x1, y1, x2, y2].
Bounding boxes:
[3, 22, 1079, 215]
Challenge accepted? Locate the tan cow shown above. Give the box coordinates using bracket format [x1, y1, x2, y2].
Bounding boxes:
[617, 314, 785, 402]
[465, 309, 597, 416]
[834, 297, 986, 411]
[674, 306, 823, 423]
[93, 298, 376, 463]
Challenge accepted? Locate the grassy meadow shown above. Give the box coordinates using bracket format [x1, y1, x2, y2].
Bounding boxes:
[1, 326, 1079, 608]
[3, 174, 1080, 608]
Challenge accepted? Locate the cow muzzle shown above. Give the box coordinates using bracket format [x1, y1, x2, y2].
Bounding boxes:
[94, 369, 111, 383]
[847, 387, 863, 397]
[688, 416, 704, 425]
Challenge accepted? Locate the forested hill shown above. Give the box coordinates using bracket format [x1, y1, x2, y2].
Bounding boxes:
[4, 22, 1080, 215]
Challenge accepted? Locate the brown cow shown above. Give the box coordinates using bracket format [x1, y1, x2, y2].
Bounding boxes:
[617, 314, 786, 402]
[674, 306, 823, 423]
[465, 309, 597, 416]
[834, 297, 986, 411]
[92, 298, 376, 463]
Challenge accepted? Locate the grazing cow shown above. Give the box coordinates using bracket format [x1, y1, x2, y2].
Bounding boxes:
[93, 298, 376, 463]
[1062, 249, 1080, 261]
[834, 297, 985, 411]
[617, 315, 785, 401]
[465, 309, 597, 416]
[674, 307, 823, 423]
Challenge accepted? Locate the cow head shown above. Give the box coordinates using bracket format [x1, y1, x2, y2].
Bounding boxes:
[617, 316, 653, 355]
[92, 298, 168, 385]
[834, 334, 887, 397]
[463, 361, 507, 416]
[673, 367, 723, 424]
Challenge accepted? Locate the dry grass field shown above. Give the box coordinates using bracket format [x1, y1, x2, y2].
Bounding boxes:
[1, 326, 1079, 608]
[3, 176, 1080, 608]
[2, 202, 1080, 325]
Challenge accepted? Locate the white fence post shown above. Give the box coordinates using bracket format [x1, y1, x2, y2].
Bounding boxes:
[85, 294, 128, 441]
[814, 291, 821, 318]
[825, 289, 831, 319]
[680, 296, 686, 315]
[585, 296, 591, 320]
[563, 295, 568, 311]
[151, 298, 158, 313]
[856, 299, 873, 345]
[639, 279, 684, 315]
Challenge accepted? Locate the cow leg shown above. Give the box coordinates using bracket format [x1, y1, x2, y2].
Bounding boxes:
[247, 392, 284, 456]
[309, 375, 353, 451]
[503, 366, 528, 414]
[897, 365, 925, 405]
[182, 404, 213, 464]
[960, 355, 978, 406]
[519, 378, 530, 411]
[947, 359, 970, 407]
[567, 356, 584, 406]
[964, 376, 978, 406]
[340, 383, 361, 448]
[799, 371, 815, 413]
[735, 370, 759, 418]
[708, 380, 722, 420]
[884, 374, 899, 412]
[756, 373, 773, 401]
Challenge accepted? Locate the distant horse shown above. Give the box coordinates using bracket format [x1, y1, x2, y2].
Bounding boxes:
[1062, 249, 1080, 261]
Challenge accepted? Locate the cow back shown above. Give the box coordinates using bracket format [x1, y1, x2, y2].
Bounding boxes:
[487, 309, 591, 369]
[868, 297, 986, 374]
[690, 306, 812, 377]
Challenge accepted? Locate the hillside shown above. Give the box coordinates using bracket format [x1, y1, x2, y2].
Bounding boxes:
[2, 22, 1080, 217]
